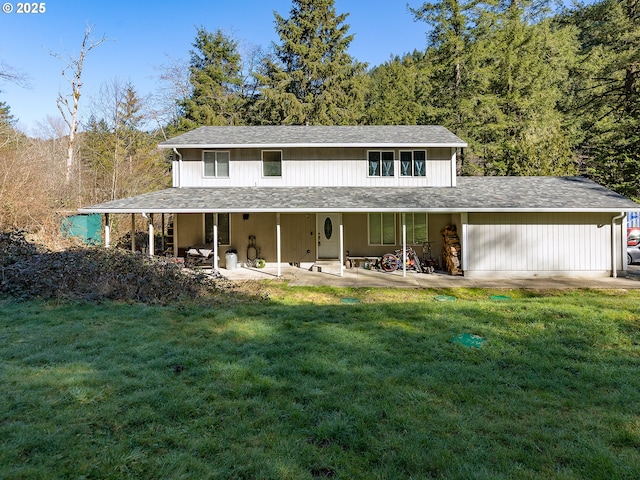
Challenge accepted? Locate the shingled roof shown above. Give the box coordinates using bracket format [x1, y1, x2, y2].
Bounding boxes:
[158, 125, 468, 149]
[79, 176, 639, 214]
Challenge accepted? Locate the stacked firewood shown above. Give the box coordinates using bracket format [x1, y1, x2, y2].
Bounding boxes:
[441, 224, 462, 275]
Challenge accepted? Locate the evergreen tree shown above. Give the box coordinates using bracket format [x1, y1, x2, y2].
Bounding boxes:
[255, 0, 367, 125]
[470, 1, 578, 175]
[81, 81, 167, 203]
[364, 52, 431, 125]
[177, 28, 245, 130]
[410, 0, 479, 131]
[413, 0, 578, 176]
[563, 0, 640, 200]
[0, 99, 15, 126]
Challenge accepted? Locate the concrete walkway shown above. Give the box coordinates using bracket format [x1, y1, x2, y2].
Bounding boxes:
[219, 264, 640, 289]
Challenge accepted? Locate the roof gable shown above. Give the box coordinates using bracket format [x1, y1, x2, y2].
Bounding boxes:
[158, 125, 468, 149]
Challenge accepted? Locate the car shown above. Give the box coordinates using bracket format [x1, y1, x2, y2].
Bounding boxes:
[628, 243, 640, 265]
[628, 228, 640, 246]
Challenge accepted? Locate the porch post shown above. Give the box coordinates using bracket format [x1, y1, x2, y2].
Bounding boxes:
[339, 213, 344, 277]
[161, 214, 165, 253]
[276, 213, 282, 277]
[148, 213, 154, 257]
[213, 213, 219, 272]
[104, 213, 111, 248]
[461, 212, 468, 272]
[130, 214, 135, 252]
[402, 213, 407, 277]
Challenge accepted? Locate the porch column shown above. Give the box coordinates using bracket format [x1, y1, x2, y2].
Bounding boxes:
[161, 214, 165, 253]
[461, 212, 468, 272]
[213, 213, 219, 272]
[130, 214, 135, 252]
[148, 214, 154, 257]
[276, 213, 282, 277]
[402, 213, 407, 277]
[339, 213, 344, 277]
[612, 212, 625, 278]
[104, 213, 111, 248]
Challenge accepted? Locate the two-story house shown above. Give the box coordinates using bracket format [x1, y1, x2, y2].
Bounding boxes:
[79, 125, 640, 279]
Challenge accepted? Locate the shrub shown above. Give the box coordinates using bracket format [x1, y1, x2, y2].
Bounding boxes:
[0, 229, 47, 268]
[0, 230, 231, 303]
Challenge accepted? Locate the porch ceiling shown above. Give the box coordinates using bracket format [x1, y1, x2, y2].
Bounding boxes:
[78, 177, 640, 214]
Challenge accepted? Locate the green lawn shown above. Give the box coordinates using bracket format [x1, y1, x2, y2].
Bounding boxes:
[1, 285, 640, 479]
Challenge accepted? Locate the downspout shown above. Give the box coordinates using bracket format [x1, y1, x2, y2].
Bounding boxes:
[612, 212, 625, 278]
[173, 148, 183, 188]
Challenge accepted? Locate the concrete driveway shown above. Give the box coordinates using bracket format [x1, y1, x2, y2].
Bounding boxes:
[220, 264, 640, 289]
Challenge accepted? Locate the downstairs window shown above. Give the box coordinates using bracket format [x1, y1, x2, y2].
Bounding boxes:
[205, 213, 230, 246]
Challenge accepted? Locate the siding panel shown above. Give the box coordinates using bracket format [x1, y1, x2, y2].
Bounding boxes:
[175, 147, 455, 187]
[466, 212, 613, 276]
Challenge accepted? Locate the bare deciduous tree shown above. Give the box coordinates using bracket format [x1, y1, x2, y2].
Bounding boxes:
[52, 25, 106, 183]
[0, 59, 31, 88]
[151, 55, 191, 139]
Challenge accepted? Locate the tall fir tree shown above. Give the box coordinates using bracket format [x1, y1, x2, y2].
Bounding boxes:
[413, 0, 578, 176]
[410, 0, 478, 130]
[469, 0, 578, 175]
[255, 0, 367, 125]
[563, 0, 640, 200]
[177, 28, 245, 131]
[364, 52, 431, 125]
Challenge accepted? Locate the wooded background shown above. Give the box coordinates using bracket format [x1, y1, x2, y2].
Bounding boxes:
[0, 0, 638, 245]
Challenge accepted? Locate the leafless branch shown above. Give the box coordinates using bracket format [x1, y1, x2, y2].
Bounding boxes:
[0, 60, 31, 88]
[51, 24, 107, 182]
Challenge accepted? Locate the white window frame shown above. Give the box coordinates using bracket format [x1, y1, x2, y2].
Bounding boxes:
[399, 150, 427, 177]
[368, 212, 396, 246]
[405, 213, 429, 244]
[205, 213, 230, 246]
[202, 150, 230, 178]
[262, 150, 283, 178]
[367, 150, 395, 177]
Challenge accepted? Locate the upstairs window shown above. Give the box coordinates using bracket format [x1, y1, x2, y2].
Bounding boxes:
[262, 150, 282, 177]
[400, 150, 426, 177]
[368, 151, 394, 177]
[203, 151, 230, 177]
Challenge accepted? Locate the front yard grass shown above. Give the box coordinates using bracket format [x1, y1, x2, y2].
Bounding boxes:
[1, 286, 639, 479]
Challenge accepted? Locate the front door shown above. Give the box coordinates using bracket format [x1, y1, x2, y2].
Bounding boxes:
[317, 213, 341, 259]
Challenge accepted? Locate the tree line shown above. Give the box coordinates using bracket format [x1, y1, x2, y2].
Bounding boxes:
[0, 0, 638, 242]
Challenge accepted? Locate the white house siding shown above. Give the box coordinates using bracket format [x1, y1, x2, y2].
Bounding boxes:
[175, 147, 455, 188]
[464, 212, 620, 278]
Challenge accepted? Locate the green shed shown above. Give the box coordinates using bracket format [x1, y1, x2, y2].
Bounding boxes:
[61, 213, 102, 244]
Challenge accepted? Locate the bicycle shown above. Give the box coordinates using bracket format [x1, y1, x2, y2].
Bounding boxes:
[422, 241, 439, 274]
[380, 246, 423, 273]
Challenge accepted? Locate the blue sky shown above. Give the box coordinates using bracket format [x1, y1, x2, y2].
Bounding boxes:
[0, 0, 429, 134]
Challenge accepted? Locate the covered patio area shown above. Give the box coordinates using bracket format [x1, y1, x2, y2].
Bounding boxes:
[79, 177, 639, 281]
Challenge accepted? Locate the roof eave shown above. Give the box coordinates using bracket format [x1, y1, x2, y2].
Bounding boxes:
[158, 142, 469, 149]
[78, 207, 634, 215]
